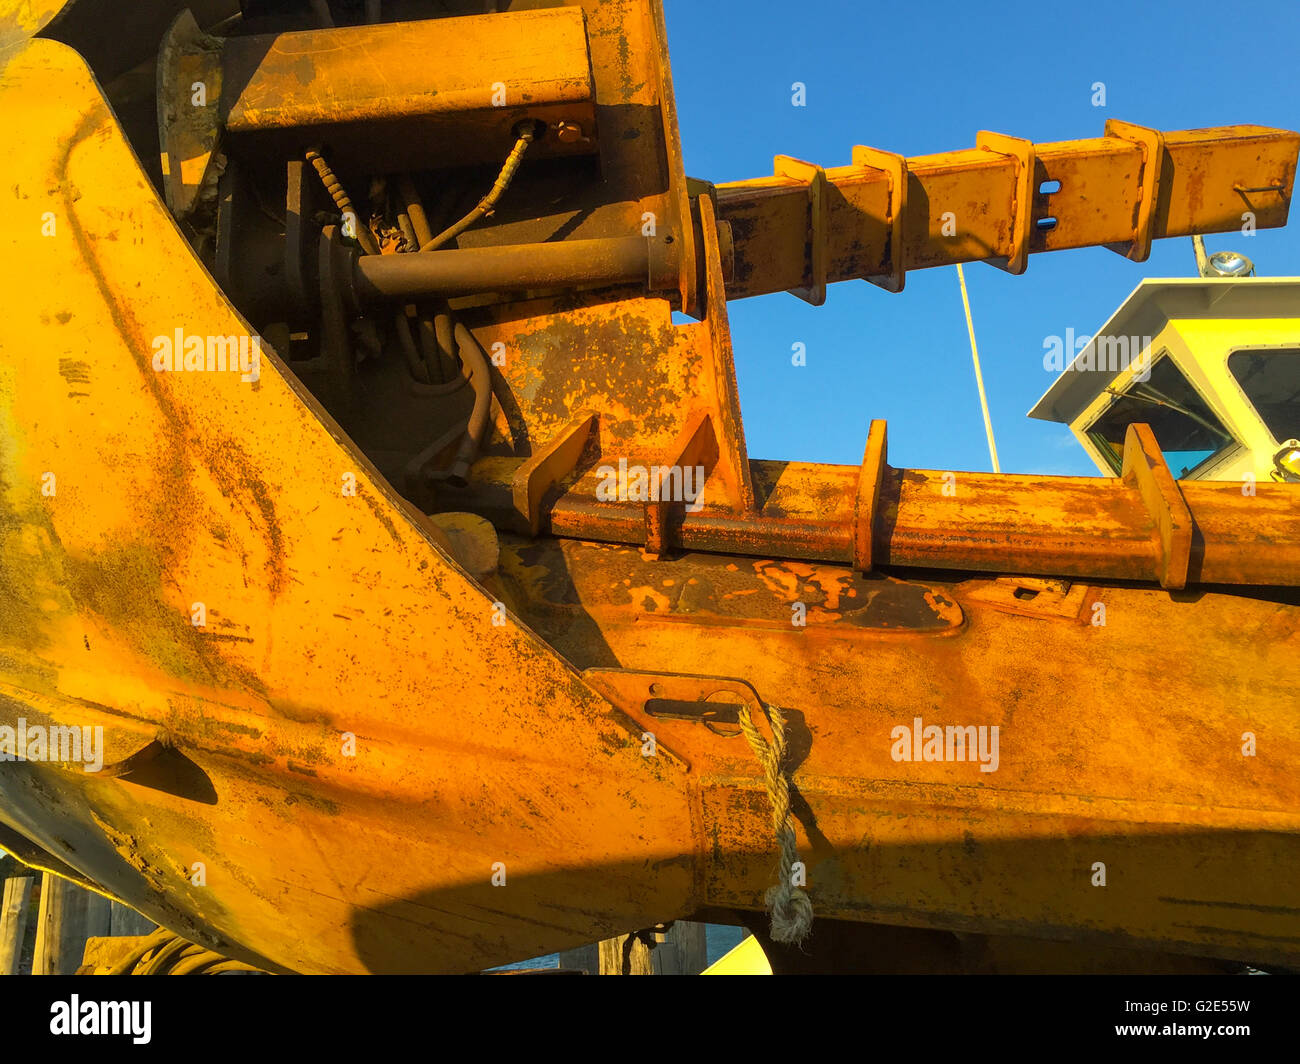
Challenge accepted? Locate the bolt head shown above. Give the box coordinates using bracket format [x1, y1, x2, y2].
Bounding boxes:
[554, 121, 583, 144]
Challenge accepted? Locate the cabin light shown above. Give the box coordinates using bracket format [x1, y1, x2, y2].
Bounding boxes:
[1273, 439, 1300, 481]
[1206, 250, 1255, 277]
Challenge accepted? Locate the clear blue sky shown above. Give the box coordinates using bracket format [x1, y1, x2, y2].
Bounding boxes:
[663, 0, 1300, 475]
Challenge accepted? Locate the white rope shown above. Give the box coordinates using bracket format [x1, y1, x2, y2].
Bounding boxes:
[956, 263, 1000, 473]
[736, 701, 813, 944]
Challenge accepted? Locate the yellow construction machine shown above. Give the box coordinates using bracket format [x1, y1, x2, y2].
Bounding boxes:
[1, 0, 1297, 974]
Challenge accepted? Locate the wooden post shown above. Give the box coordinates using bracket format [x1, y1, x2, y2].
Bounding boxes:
[1, 876, 35, 975]
[33, 873, 112, 975]
[572, 921, 711, 974]
[651, 920, 709, 975]
[33, 872, 65, 976]
[597, 933, 655, 975]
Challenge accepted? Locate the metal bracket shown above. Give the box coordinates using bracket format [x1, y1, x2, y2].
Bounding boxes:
[851, 146, 908, 292]
[644, 411, 716, 556]
[513, 413, 597, 535]
[974, 131, 1036, 275]
[1122, 422, 1193, 589]
[774, 155, 829, 305]
[853, 420, 889, 571]
[1103, 120, 1167, 262]
[583, 668, 773, 769]
[696, 193, 758, 515]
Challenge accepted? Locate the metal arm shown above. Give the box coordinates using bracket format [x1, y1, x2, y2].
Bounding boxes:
[712, 122, 1298, 303]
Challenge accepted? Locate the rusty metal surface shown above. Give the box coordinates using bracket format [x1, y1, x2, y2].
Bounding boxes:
[0, 0, 65, 47]
[0, 35, 694, 973]
[451, 452, 1300, 587]
[2, 1, 1299, 976]
[498, 535, 1300, 967]
[157, 9, 223, 220]
[716, 125, 1298, 299]
[221, 8, 599, 171]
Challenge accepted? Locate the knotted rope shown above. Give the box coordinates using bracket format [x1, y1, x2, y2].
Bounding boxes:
[736, 700, 813, 944]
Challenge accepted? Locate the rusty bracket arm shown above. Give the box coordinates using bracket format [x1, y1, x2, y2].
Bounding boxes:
[853, 420, 889, 572]
[714, 123, 1298, 301]
[697, 194, 758, 516]
[1121, 423, 1194, 589]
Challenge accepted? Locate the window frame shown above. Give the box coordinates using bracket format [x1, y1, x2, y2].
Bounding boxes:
[1082, 348, 1241, 477]
[1224, 343, 1300, 448]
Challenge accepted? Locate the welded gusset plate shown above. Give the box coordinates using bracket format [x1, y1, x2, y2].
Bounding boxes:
[448, 255, 756, 518]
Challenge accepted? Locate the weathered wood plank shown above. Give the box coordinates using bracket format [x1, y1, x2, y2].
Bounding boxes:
[652, 920, 708, 975]
[598, 933, 654, 975]
[0, 876, 35, 975]
[566, 922, 710, 974]
[33, 873, 112, 975]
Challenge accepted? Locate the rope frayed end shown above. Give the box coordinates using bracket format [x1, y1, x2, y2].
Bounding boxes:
[765, 882, 814, 945]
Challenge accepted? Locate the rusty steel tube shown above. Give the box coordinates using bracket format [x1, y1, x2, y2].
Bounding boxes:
[547, 499, 859, 566]
[351, 237, 673, 302]
[461, 461, 1300, 587]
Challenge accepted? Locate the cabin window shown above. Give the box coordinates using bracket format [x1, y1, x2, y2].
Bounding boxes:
[1085, 352, 1235, 477]
[1227, 347, 1300, 444]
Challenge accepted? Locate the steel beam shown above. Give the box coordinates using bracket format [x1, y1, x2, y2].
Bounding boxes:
[715, 124, 1299, 300]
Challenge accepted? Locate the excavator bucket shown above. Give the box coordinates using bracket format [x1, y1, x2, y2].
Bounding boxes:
[1, 0, 1298, 975]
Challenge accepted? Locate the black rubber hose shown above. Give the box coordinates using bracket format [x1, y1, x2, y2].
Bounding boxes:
[418, 123, 539, 252]
[447, 322, 493, 486]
